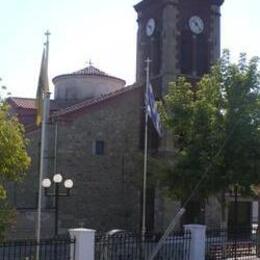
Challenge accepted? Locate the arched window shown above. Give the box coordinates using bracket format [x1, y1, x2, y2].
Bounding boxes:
[180, 31, 193, 75]
[181, 31, 209, 77]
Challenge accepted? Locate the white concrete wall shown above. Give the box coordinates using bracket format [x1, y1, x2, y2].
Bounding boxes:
[54, 75, 125, 101]
[184, 224, 206, 260]
[69, 228, 96, 260]
[252, 201, 258, 224]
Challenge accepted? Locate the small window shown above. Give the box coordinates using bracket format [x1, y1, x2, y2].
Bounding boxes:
[95, 140, 105, 155]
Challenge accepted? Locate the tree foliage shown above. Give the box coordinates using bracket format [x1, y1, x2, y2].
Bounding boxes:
[159, 50, 260, 201]
[0, 103, 31, 198]
[0, 88, 30, 238]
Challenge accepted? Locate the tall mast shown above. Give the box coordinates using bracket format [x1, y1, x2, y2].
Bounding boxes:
[36, 30, 51, 260]
[141, 57, 152, 239]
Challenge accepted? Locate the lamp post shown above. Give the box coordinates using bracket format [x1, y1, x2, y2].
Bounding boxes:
[42, 174, 73, 237]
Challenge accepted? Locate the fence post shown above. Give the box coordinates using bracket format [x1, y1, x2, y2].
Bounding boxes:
[69, 228, 96, 260]
[184, 224, 206, 260]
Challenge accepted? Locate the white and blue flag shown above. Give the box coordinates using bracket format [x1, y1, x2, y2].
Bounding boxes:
[146, 83, 162, 137]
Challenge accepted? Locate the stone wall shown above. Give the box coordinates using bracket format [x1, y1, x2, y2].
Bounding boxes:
[7, 210, 54, 239]
[54, 87, 142, 232]
[8, 87, 143, 238]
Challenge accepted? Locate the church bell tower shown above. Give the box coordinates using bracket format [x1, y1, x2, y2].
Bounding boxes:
[134, 0, 225, 231]
[134, 0, 225, 95]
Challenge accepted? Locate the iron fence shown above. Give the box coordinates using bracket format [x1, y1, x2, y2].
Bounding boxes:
[206, 227, 259, 259]
[0, 235, 75, 260]
[95, 231, 191, 260]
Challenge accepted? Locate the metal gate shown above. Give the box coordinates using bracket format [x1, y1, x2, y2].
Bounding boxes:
[0, 235, 75, 260]
[206, 227, 260, 259]
[95, 231, 191, 260]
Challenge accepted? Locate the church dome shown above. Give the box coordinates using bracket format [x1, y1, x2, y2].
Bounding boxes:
[53, 65, 126, 101]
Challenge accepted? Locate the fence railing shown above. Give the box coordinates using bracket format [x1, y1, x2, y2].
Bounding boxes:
[0, 235, 75, 260]
[206, 227, 259, 260]
[95, 231, 191, 260]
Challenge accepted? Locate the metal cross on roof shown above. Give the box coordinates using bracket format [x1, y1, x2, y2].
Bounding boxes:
[43, 30, 51, 49]
[87, 59, 93, 66]
[45, 30, 51, 43]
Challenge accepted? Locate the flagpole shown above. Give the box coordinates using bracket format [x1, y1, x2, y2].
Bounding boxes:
[36, 92, 50, 256]
[36, 31, 50, 260]
[142, 57, 152, 240]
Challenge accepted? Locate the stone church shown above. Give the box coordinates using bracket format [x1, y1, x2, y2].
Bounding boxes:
[7, 0, 254, 239]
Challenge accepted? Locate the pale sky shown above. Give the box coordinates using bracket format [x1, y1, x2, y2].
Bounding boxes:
[0, 0, 259, 98]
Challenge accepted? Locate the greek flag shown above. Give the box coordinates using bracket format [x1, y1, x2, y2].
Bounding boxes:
[35, 46, 49, 126]
[146, 83, 162, 137]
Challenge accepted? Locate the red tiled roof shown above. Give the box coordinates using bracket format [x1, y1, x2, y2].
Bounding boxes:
[53, 84, 140, 118]
[8, 97, 37, 109]
[53, 65, 125, 84]
[9, 84, 141, 134]
[72, 65, 108, 76]
[7, 97, 69, 111]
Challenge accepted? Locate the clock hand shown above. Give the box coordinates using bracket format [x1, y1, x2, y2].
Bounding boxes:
[194, 21, 202, 31]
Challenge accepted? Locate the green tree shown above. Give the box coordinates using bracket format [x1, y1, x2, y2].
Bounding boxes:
[159, 51, 260, 202]
[0, 87, 30, 238]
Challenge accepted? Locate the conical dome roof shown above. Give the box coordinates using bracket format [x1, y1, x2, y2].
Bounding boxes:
[72, 65, 108, 76]
[53, 65, 125, 83]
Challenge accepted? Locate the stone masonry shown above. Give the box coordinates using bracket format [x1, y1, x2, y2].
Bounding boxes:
[7, 85, 144, 238]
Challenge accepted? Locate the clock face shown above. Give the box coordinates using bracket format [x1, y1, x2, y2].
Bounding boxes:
[189, 16, 204, 34]
[146, 18, 156, 37]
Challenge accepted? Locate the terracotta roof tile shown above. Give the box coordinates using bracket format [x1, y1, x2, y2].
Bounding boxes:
[53, 65, 125, 84]
[8, 97, 36, 109]
[23, 84, 141, 133]
[7, 97, 69, 110]
[72, 65, 108, 76]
